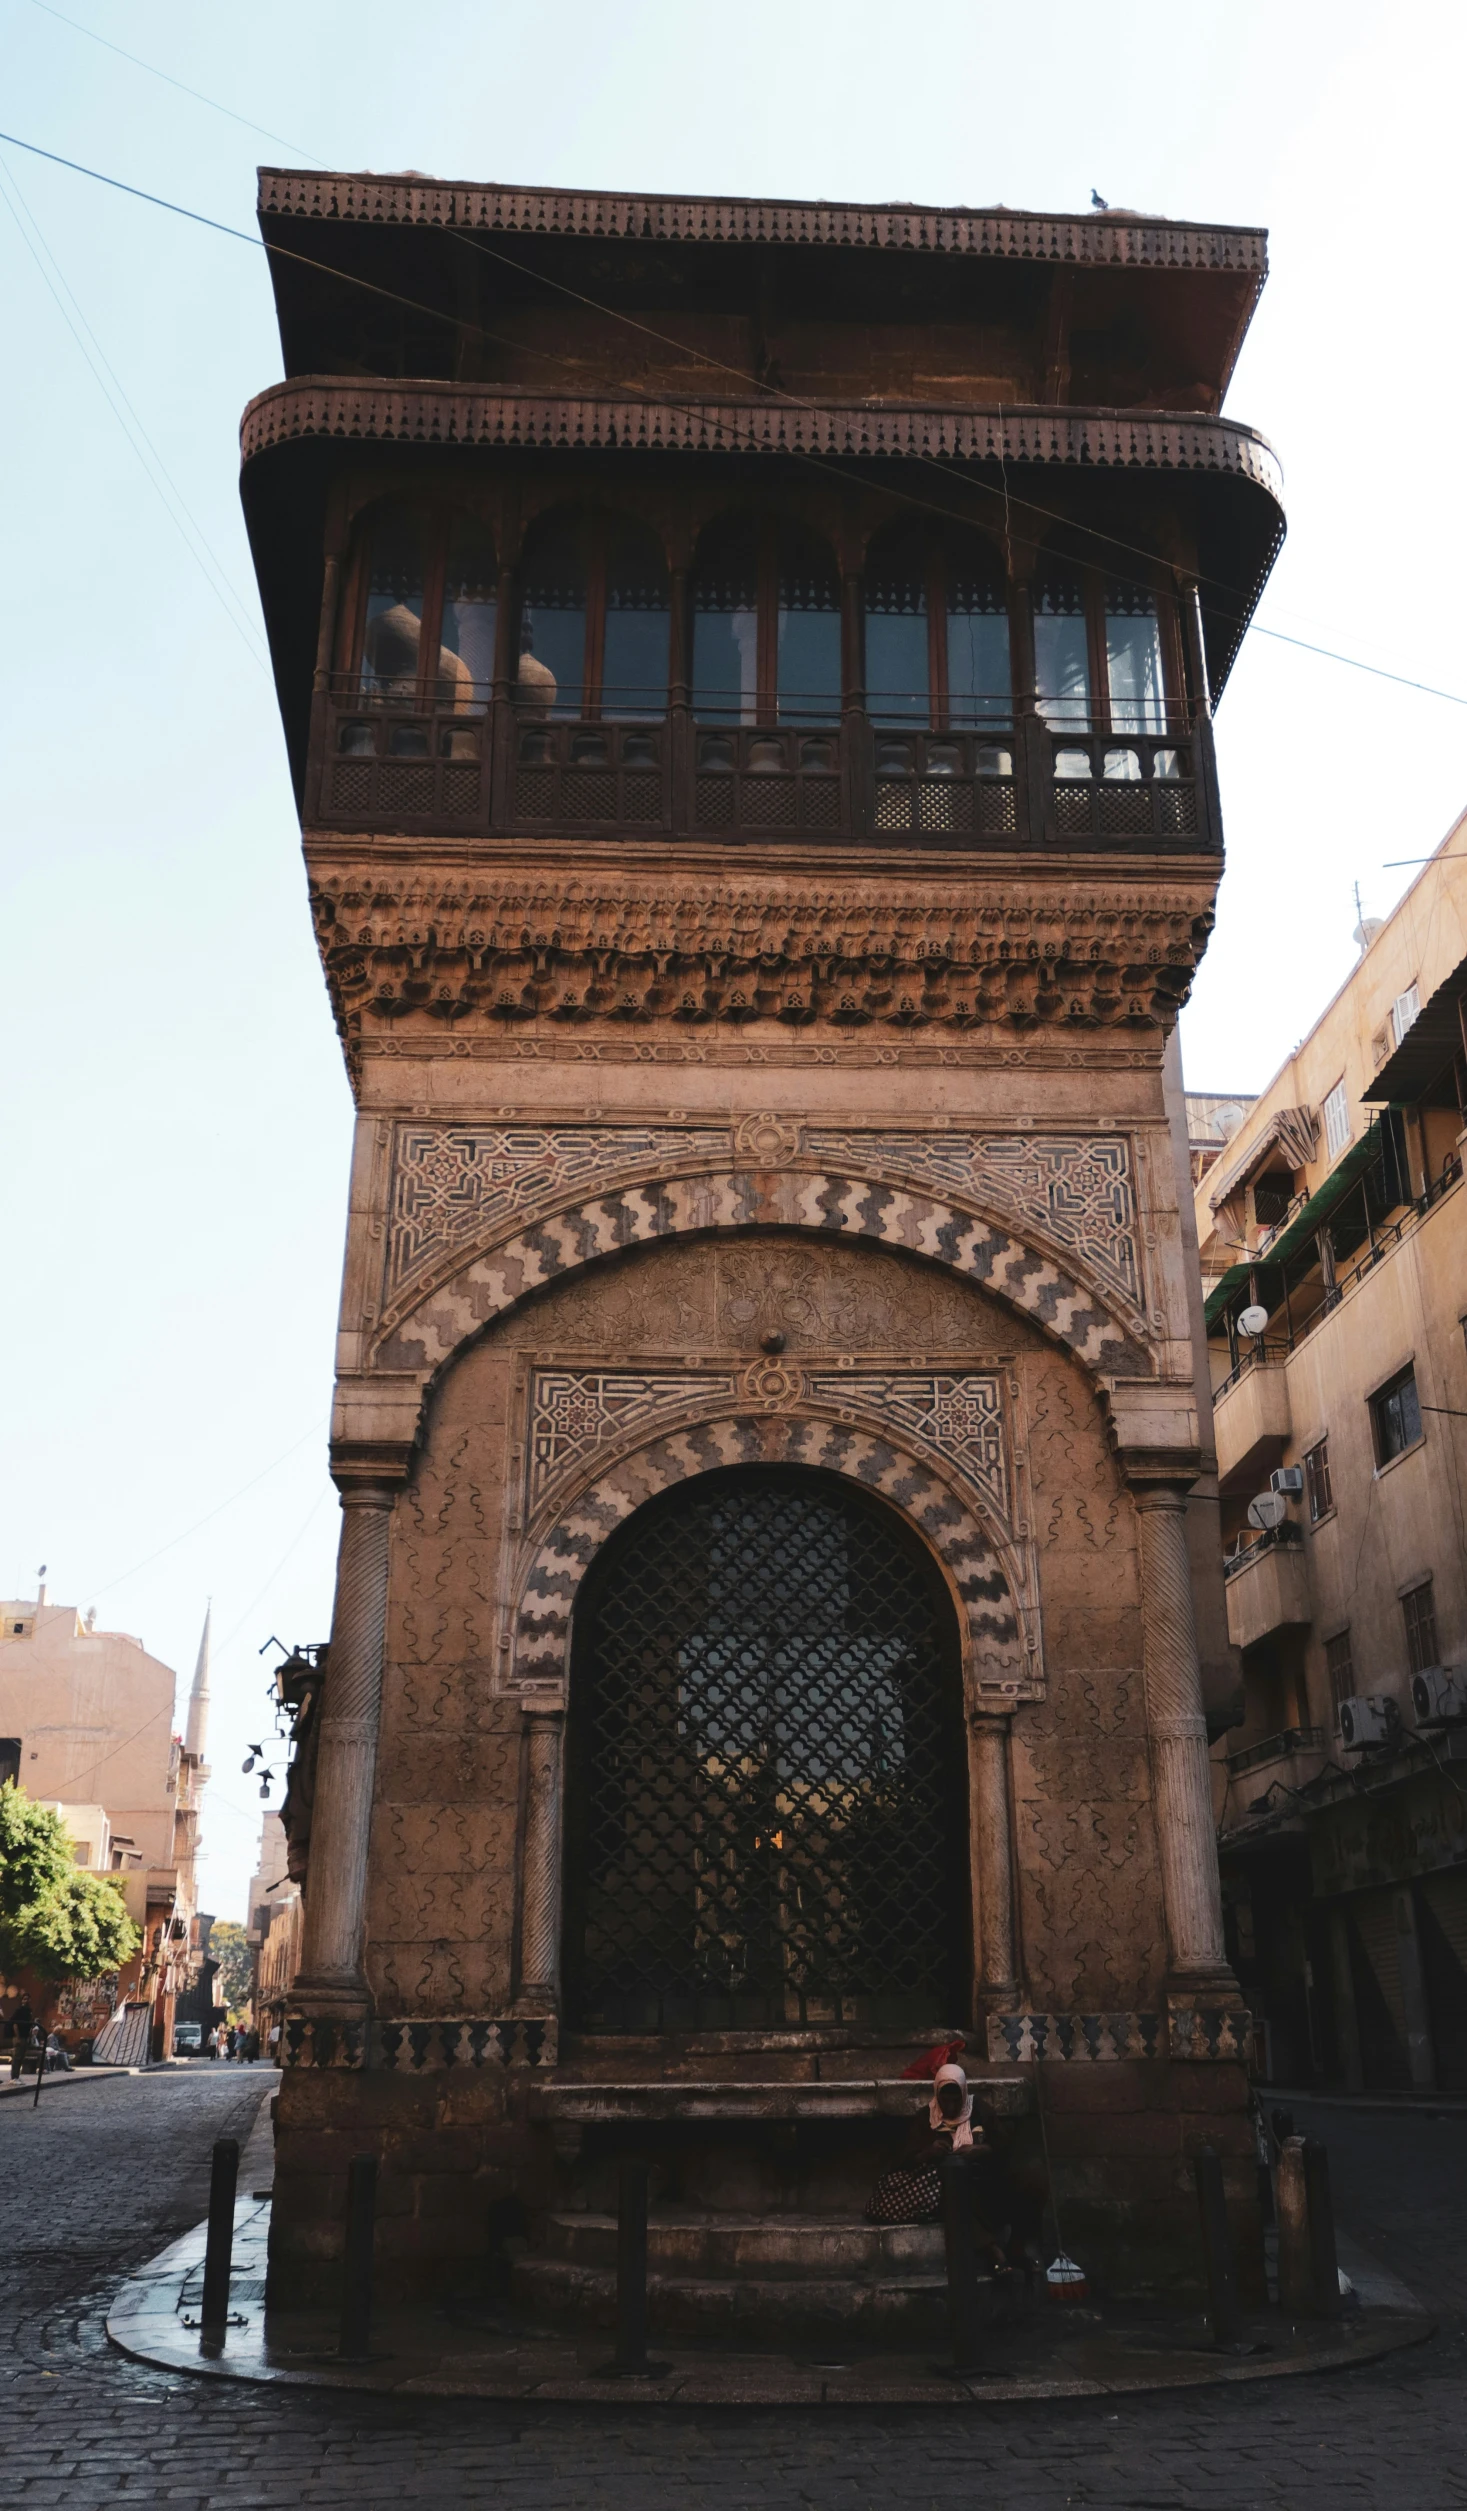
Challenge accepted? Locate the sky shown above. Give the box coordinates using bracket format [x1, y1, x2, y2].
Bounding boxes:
[3, 0, 1465, 1926]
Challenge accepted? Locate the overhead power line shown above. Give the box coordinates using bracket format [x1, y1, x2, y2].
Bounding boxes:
[0, 158, 270, 667]
[4, 121, 1466, 713]
[25, 0, 324, 165]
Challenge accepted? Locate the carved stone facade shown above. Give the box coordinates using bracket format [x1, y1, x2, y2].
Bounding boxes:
[256, 171, 1262, 2318]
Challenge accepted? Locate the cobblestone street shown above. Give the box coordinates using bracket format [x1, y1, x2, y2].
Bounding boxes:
[0, 2068, 1462, 2509]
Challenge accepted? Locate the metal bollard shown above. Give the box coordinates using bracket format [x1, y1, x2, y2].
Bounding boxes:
[1276, 2135, 1312, 2314]
[939, 2148, 983, 2372]
[199, 2137, 240, 2356]
[339, 2153, 377, 2358]
[1302, 2139, 1342, 2319]
[612, 2159, 651, 2371]
[1193, 2144, 1241, 2347]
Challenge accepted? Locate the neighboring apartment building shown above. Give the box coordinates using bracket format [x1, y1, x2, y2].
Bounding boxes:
[1194, 820, 1467, 2090]
[246, 1810, 301, 2060]
[0, 1590, 213, 2055]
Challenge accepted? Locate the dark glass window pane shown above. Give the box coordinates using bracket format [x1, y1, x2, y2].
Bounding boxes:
[693, 516, 759, 722]
[439, 515, 497, 709]
[362, 507, 427, 693]
[865, 525, 928, 726]
[602, 518, 669, 719]
[1375, 1367, 1423, 1462]
[945, 534, 1011, 727]
[1034, 568, 1090, 730]
[778, 525, 841, 725]
[1105, 580, 1166, 733]
[520, 515, 589, 717]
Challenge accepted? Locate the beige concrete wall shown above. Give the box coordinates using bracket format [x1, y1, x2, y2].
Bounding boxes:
[0, 1604, 179, 1869]
[1199, 820, 1467, 1813]
[1196, 817, 1467, 1287]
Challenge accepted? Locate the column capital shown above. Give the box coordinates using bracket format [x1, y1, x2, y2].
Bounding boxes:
[330, 1451, 413, 1497]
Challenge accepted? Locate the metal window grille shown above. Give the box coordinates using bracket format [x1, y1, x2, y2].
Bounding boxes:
[1403, 1581, 1439, 1676]
[1325, 1631, 1354, 1724]
[564, 1466, 969, 2032]
[1304, 1439, 1333, 1524]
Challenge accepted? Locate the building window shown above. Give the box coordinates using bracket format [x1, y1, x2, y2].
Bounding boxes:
[1325, 1632, 1355, 1724]
[1323, 1078, 1351, 1161]
[1304, 1439, 1334, 1523]
[1402, 1579, 1439, 1674]
[692, 514, 841, 726]
[1391, 982, 1421, 1047]
[863, 521, 1012, 729]
[1033, 566, 1176, 736]
[352, 504, 498, 706]
[518, 510, 669, 720]
[1372, 1365, 1424, 1465]
[0, 1740, 19, 1790]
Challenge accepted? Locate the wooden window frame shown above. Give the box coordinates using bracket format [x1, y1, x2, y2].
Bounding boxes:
[1402, 1578, 1439, 1675]
[337, 501, 494, 701]
[1303, 1438, 1334, 1525]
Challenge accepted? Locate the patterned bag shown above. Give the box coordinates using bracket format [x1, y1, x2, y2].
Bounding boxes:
[864, 2163, 943, 2224]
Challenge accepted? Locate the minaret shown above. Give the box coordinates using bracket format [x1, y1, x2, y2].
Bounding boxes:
[184, 1602, 211, 1773]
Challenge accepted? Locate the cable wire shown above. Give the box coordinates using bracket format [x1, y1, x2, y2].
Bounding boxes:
[0, 158, 270, 669]
[25, 0, 323, 165]
[5, 123, 1467, 710]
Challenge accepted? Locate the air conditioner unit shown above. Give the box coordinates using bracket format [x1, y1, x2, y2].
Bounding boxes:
[1270, 1467, 1304, 1496]
[1410, 1666, 1467, 1730]
[1339, 1694, 1400, 1751]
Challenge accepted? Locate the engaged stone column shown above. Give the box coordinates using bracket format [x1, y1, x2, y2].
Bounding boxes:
[294, 1484, 396, 2012]
[1133, 1485, 1229, 1981]
[517, 1703, 566, 2010]
[968, 1710, 1018, 2005]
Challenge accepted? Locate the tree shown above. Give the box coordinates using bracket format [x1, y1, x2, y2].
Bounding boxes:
[0, 1785, 140, 1981]
[209, 1919, 252, 2016]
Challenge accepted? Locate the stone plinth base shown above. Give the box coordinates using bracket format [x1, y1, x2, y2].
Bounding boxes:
[266, 2044, 1261, 2314]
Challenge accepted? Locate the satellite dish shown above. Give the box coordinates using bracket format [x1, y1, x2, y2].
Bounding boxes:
[1247, 1491, 1287, 1531]
[1238, 1304, 1269, 1337]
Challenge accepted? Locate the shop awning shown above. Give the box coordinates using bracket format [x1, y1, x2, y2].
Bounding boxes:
[1202, 1120, 1381, 1329]
[1363, 950, 1467, 1105]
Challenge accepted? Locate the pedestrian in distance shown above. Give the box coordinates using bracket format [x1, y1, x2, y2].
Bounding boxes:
[225, 2025, 238, 2062]
[244, 2028, 260, 2063]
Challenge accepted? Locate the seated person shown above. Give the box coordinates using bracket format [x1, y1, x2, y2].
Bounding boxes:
[865, 2063, 1049, 2274]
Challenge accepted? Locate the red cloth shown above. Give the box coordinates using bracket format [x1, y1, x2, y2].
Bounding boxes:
[900, 2036, 965, 2080]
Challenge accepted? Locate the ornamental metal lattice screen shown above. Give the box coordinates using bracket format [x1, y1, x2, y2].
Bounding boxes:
[565, 1466, 969, 2031]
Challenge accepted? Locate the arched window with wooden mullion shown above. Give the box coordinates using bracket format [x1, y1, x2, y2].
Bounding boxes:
[517, 510, 670, 721]
[692, 514, 842, 727]
[345, 503, 497, 712]
[1033, 555, 1177, 741]
[864, 521, 1012, 730]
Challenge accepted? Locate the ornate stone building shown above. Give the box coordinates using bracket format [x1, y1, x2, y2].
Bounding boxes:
[241, 174, 1282, 2317]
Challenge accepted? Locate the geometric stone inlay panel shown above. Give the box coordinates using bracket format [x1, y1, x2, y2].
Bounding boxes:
[804, 1371, 1008, 1520]
[805, 1131, 1139, 1307]
[386, 1123, 732, 1299]
[527, 1368, 736, 1514]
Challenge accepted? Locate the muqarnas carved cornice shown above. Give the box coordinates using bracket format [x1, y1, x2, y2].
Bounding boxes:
[308, 863, 1217, 1067]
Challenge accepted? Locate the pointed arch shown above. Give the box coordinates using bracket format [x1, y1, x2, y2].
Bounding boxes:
[508, 1408, 1032, 1701]
[377, 1166, 1145, 1382]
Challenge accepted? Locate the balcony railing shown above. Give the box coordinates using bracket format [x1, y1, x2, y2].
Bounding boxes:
[1227, 1724, 1325, 1777]
[1224, 1520, 1305, 1578]
[309, 680, 1221, 851]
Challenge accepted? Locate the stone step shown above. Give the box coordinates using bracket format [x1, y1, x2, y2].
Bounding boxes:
[513, 2250, 964, 2340]
[542, 2209, 944, 2280]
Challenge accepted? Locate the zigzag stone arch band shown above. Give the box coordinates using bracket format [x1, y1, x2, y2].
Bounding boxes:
[509, 1411, 1030, 1700]
[378, 1168, 1144, 1380]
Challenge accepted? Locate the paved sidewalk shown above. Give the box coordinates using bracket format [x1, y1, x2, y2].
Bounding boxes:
[0, 2071, 1463, 2509]
[107, 2192, 1430, 2407]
